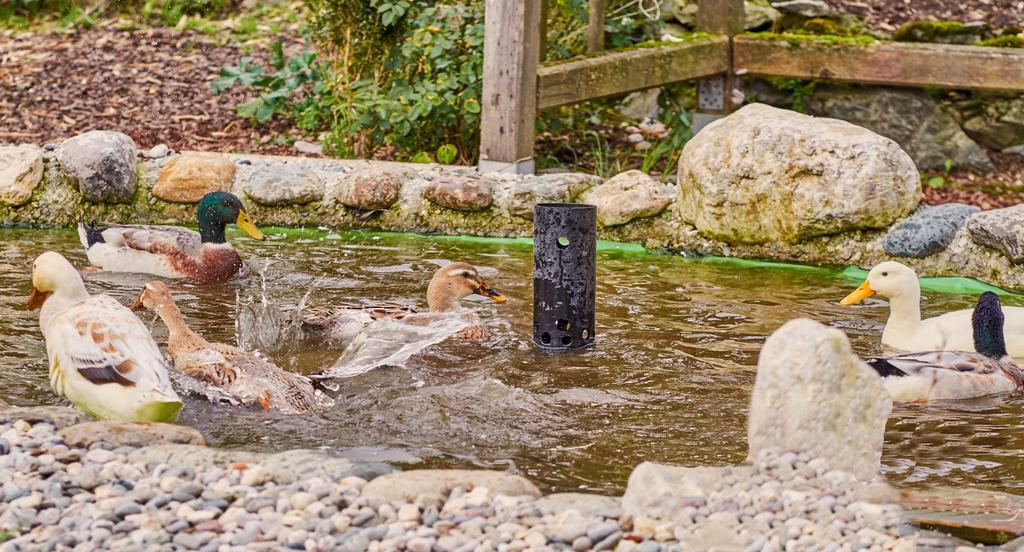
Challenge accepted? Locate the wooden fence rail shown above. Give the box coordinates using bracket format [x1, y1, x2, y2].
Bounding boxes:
[478, 0, 1024, 174]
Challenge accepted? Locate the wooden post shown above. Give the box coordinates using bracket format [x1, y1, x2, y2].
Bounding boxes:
[693, 0, 744, 133]
[587, 0, 607, 53]
[478, 0, 542, 175]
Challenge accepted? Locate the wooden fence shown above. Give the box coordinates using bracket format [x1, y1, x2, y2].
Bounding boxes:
[477, 0, 1024, 174]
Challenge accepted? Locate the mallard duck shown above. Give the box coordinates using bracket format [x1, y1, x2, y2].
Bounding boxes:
[299, 262, 506, 346]
[840, 261, 1024, 357]
[27, 252, 182, 422]
[134, 281, 318, 413]
[78, 192, 265, 284]
[866, 292, 1024, 402]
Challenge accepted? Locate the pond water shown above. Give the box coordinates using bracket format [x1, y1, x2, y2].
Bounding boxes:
[2, 227, 1023, 495]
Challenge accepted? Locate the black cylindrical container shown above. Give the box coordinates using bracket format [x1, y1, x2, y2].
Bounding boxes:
[533, 203, 596, 350]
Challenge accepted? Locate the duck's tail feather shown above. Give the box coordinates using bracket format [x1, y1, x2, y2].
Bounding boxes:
[866, 357, 908, 379]
[77, 222, 106, 248]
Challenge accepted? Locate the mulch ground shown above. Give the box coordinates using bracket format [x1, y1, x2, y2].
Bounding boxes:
[0, 22, 305, 156]
[824, 0, 1024, 30]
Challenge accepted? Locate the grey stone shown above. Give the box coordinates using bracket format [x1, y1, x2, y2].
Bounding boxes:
[882, 203, 979, 258]
[55, 130, 138, 203]
[967, 205, 1024, 263]
[143, 144, 170, 159]
[508, 173, 601, 219]
[424, 175, 495, 211]
[361, 470, 541, 506]
[535, 493, 621, 519]
[805, 87, 994, 172]
[961, 98, 1024, 151]
[0, 406, 87, 429]
[294, 140, 323, 155]
[333, 166, 413, 210]
[245, 163, 324, 206]
[678, 103, 920, 244]
[581, 170, 674, 226]
[770, 0, 831, 17]
[748, 319, 892, 480]
[60, 421, 207, 449]
[0, 144, 43, 206]
[586, 522, 620, 543]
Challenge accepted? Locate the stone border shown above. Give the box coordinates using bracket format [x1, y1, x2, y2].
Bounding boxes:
[2, 136, 1022, 289]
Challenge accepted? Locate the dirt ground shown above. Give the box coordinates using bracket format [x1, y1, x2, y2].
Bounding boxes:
[0, 23, 302, 155]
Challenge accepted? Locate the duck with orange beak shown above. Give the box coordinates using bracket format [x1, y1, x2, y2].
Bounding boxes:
[293, 262, 507, 348]
[77, 192, 265, 284]
[840, 261, 1024, 358]
[27, 251, 182, 422]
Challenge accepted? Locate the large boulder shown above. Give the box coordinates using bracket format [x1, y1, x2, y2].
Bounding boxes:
[581, 170, 673, 226]
[245, 163, 324, 206]
[667, 0, 780, 30]
[805, 87, 994, 172]
[748, 319, 892, 481]
[966, 205, 1024, 263]
[153, 153, 236, 203]
[55, 130, 138, 203]
[678, 103, 920, 244]
[882, 203, 979, 258]
[0, 144, 43, 206]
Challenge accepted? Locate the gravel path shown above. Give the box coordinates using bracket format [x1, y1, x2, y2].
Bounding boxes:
[0, 413, 913, 551]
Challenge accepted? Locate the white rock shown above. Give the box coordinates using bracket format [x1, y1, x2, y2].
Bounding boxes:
[621, 462, 726, 525]
[677, 103, 920, 244]
[747, 319, 892, 481]
[581, 170, 674, 227]
[398, 503, 420, 522]
[0, 144, 43, 206]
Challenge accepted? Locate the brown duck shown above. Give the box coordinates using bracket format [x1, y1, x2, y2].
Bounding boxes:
[134, 281, 318, 413]
[298, 262, 507, 346]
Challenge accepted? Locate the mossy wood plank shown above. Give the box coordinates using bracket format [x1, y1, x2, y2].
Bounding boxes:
[537, 36, 730, 110]
[734, 36, 1024, 91]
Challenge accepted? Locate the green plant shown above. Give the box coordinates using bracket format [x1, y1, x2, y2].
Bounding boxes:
[927, 176, 946, 187]
[765, 77, 817, 113]
[979, 35, 1024, 48]
[944, 158, 954, 175]
[436, 144, 458, 164]
[213, 41, 330, 125]
[410, 152, 434, 163]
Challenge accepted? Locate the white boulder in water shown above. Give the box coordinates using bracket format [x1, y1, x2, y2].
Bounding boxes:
[748, 318, 892, 481]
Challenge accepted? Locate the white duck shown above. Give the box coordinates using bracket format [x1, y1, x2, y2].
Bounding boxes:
[27, 252, 182, 422]
[840, 261, 1024, 358]
[866, 292, 1024, 402]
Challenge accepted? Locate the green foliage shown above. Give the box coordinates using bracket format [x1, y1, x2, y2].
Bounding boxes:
[213, 42, 332, 127]
[1, 0, 235, 27]
[765, 78, 817, 113]
[979, 35, 1024, 48]
[893, 20, 968, 42]
[322, 1, 485, 160]
[410, 152, 434, 163]
[927, 176, 946, 188]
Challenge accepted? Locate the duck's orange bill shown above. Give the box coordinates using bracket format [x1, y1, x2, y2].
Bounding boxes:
[840, 281, 876, 306]
[481, 286, 506, 303]
[26, 287, 51, 310]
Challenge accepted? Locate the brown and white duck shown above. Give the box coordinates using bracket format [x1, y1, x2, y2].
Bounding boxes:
[133, 281, 318, 413]
[298, 262, 506, 346]
[78, 192, 265, 284]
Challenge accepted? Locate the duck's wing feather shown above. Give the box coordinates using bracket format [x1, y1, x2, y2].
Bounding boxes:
[107, 225, 204, 257]
[869, 350, 1005, 378]
[48, 296, 173, 393]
